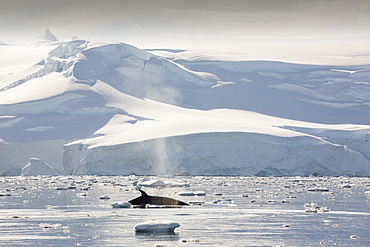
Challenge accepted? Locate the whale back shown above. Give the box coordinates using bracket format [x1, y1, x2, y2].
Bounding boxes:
[128, 190, 189, 207]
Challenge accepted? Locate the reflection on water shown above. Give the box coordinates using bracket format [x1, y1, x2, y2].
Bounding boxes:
[0, 175, 369, 246]
[135, 231, 180, 242]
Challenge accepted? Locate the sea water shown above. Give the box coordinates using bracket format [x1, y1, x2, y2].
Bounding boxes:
[0, 176, 369, 246]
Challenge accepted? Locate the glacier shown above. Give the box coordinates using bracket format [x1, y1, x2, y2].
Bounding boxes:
[21, 157, 59, 176]
[1, 32, 370, 176]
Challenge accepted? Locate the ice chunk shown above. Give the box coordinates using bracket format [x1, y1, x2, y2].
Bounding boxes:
[178, 191, 206, 196]
[55, 187, 69, 191]
[139, 180, 166, 187]
[307, 187, 329, 192]
[134, 220, 180, 233]
[181, 239, 201, 243]
[304, 202, 330, 213]
[319, 207, 330, 213]
[138, 180, 189, 187]
[341, 184, 352, 188]
[188, 201, 204, 205]
[39, 223, 62, 229]
[99, 195, 110, 200]
[213, 199, 234, 204]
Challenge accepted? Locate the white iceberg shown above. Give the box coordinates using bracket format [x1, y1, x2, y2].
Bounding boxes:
[21, 158, 59, 176]
[134, 220, 180, 233]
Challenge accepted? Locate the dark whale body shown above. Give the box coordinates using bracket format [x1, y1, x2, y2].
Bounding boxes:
[129, 190, 189, 208]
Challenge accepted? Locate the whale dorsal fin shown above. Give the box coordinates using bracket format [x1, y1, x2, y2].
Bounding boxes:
[139, 189, 149, 197]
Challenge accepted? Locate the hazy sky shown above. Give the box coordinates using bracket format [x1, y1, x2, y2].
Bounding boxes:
[0, 0, 369, 50]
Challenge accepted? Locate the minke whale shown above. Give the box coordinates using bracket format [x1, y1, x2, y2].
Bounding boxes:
[129, 190, 189, 208]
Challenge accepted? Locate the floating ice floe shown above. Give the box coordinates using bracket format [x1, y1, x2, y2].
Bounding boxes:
[213, 199, 234, 204]
[304, 202, 317, 208]
[364, 191, 370, 195]
[319, 207, 330, 213]
[112, 202, 131, 208]
[181, 239, 201, 243]
[138, 180, 189, 187]
[303, 202, 330, 213]
[341, 184, 352, 188]
[304, 203, 319, 213]
[267, 200, 278, 203]
[178, 191, 206, 196]
[322, 192, 334, 195]
[39, 223, 62, 229]
[307, 187, 329, 192]
[188, 201, 204, 205]
[99, 195, 110, 200]
[134, 220, 180, 233]
[55, 187, 70, 190]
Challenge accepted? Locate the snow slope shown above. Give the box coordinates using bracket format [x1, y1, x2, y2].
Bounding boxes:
[1, 32, 370, 176]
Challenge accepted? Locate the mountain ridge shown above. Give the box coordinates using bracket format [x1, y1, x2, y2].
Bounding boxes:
[0, 38, 370, 176]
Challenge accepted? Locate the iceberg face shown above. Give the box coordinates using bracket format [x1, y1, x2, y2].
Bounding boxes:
[21, 158, 59, 176]
[0, 140, 65, 175]
[66, 132, 370, 176]
[0, 38, 370, 176]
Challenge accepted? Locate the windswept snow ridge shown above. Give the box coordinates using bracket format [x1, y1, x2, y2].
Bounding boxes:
[0, 36, 370, 176]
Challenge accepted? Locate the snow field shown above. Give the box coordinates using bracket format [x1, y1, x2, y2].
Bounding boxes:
[0, 33, 369, 176]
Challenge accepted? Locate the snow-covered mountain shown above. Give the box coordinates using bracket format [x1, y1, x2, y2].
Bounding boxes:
[1, 33, 370, 176]
[32, 29, 59, 45]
